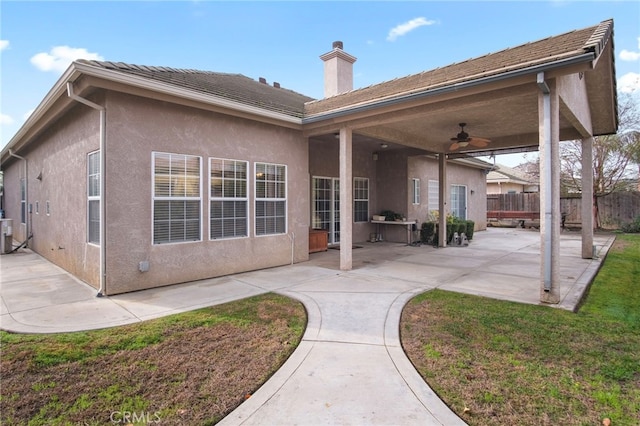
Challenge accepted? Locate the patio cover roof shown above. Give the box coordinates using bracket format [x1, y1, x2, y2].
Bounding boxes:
[303, 19, 617, 155]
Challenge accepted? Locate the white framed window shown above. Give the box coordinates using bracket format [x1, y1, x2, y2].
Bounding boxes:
[87, 150, 100, 245]
[451, 184, 467, 220]
[428, 180, 439, 214]
[353, 177, 369, 223]
[210, 158, 248, 239]
[153, 152, 202, 244]
[255, 162, 286, 236]
[412, 178, 420, 205]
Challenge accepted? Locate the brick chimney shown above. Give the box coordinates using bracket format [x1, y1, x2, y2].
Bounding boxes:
[320, 41, 357, 98]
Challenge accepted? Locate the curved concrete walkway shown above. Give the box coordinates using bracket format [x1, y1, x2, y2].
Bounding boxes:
[218, 269, 463, 425]
[0, 228, 614, 425]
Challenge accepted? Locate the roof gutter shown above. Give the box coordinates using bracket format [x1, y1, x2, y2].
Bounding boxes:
[67, 82, 107, 298]
[302, 52, 596, 125]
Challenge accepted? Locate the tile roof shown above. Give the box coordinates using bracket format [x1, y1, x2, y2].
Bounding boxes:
[78, 60, 315, 118]
[487, 164, 538, 185]
[305, 19, 613, 116]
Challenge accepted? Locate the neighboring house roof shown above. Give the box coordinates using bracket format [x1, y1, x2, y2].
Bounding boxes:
[77, 60, 315, 118]
[487, 164, 538, 186]
[304, 20, 613, 126]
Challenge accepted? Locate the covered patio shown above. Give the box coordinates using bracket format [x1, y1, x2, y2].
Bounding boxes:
[306, 227, 615, 310]
[303, 20, 617, 304]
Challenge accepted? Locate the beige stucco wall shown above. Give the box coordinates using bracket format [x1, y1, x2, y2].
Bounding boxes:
[1, 90, 310, 295]
[407, 155, 487, 230]
[487, 182, 525, 194]
[103, 92, 309, 295]
[1, 102, 101, 286]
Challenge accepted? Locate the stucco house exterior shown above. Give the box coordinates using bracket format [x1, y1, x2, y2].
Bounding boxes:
[1, 20, 617, 303]
[487, 164, 539, 194]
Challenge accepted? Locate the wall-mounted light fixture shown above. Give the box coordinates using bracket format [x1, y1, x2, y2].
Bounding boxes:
[380, 143, 388, 149]
[36, 171, 43, 181]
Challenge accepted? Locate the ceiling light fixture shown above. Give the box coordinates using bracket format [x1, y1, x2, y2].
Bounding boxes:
[380, 143, 388, 149]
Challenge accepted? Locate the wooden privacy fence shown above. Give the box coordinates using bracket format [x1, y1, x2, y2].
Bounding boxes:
[487, 193, 540, 212]
[487, 192, 640, 229]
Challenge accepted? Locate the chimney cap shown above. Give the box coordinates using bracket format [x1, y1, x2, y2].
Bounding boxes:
[332, 41, 343, 50]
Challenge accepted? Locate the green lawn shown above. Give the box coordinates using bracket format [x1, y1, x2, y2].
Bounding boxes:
[401, 233, 640, 425]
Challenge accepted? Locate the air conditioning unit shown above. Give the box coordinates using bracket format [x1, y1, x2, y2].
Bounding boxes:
[1, 219, 13, 254]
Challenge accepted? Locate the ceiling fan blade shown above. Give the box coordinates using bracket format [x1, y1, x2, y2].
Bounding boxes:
[449, 142, 460, 151]
[469, 137, 490, 148]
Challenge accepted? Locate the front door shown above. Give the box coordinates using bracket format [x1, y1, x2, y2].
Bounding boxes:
[312, 177, 340, 244]
[451, 184, 467, 220]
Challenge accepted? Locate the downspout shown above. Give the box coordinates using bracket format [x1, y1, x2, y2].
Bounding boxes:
[67, 82, 106, 297]
[8, 150, 29, 246]
[537, 72, 552, 292]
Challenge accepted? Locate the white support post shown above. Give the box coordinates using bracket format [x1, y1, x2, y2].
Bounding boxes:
[339, 127, 353, 270]
[581, 136, 594, 258]
[438, 154, 447, 247]
[538, 74, 561, 304]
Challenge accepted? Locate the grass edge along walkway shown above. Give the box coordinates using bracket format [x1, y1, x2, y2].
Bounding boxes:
[401, 233, 640, 426]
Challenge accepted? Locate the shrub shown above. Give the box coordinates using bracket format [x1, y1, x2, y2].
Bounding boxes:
[421, 222, 435, 243]
[447, 223, 456, 244]
[621, 215, 640, 233]
[465, 220, 475, 240]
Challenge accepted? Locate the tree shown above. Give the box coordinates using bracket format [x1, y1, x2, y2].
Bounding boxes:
[559, 93, 640, 227]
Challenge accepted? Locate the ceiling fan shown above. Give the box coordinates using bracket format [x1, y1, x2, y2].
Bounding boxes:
[449, 123, 491, 151]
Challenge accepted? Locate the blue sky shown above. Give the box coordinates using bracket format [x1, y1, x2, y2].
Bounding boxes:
[1, 1, 639, 166]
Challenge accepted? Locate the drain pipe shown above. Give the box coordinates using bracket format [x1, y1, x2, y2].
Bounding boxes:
[8, 150, 29, 246]
[67, 82, 106, 297]
[537, 72, 552, 292]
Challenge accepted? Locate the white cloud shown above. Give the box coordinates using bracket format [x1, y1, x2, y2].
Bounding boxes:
[620, 37, 640, 61]
[387, 17, 436, 42]
[0, 40, 9, 51]
[30, 46, 104, 73]
[0, 113, 14, 125]
[620, 50, 640, 61]
[618, 72, 640, 94]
